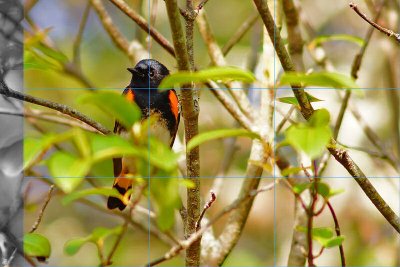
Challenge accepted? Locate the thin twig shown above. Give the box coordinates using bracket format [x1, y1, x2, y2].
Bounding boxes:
[146, 180, 278, 266]
[0, 82, 110, 135]
[349, 2, 400, 43]
[195, 191, 216, 230]
[105, 220, 129, 266]
[108, 0, 175, 57]
[276, 105, 295, 133]
[327, 201, 345, 266]
[72, 1, 91, 68]
[196, 11, 256, 122]
[221, 12, 260, 56]
[196, 0, 210, 11]
[90, 0, 135, 62]
[29, 185, 55, 233]
[306, 179, 318, 266]
[0, 108, 99, 132]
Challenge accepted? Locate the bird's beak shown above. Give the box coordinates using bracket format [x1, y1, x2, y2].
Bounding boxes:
[127, 67, 144, 77]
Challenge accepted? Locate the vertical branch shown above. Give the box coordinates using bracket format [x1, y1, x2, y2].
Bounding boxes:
[281, 1, 308, 265]
[282, 0, 305, 72]
[164, 0, 201, 266]
[206, 90, 272, 266]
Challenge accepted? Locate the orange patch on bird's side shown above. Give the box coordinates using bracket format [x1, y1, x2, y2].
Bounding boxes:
[125, 90, 135, 102]
[169, 90, 179, 120]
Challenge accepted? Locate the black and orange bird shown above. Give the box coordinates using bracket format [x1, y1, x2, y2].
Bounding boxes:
[107, 59, 180, 211]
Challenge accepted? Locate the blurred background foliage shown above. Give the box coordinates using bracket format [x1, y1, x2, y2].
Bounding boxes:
[23, 0, 400, 266]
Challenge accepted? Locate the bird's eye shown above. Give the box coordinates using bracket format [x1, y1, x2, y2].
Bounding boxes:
[149, 69, 155, 77]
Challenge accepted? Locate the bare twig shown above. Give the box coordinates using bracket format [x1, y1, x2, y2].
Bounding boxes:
[105, 220, 129, 266]
[196, 0, 210, 11]
[0, 108, 99, 132]
[208, 82, 254, 132]
[349, 2, 400, 43]
[276, 105, 295, 133]
[221, 12, 260, 56]
[72, 1, 91, 68]
[327, 201, 345, 266]
[306, 179, 319, 266]
[0, 82, 110, 135]
[195, 191, 216, 230]
[29, 185, 55, 233]
[196, 11, 256, 122]
[108, 0, 175, 57]
[146, 180, 278, 266]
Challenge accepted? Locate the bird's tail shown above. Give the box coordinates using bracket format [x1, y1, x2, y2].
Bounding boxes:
[107, 178, 132, 210]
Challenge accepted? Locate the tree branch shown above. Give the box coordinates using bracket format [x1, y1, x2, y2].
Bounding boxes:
[349, 2, 400, 43]
[164, 0, 201, 265]
[147, 180, 278, 266]
[72, 1, 91, 68]
[221, 12, 260, 56]
[253, 0, 400, 234]
[0, 81, 110, 135]
[281, 1, 308, 265]
[108, 0, 176, 57]
[29, 185, 55, 233]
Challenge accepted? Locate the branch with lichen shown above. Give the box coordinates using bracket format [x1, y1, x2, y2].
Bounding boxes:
[164, 0, 201, 265]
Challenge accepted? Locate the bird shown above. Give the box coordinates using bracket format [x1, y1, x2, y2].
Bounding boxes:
[107, 59, 180, 211]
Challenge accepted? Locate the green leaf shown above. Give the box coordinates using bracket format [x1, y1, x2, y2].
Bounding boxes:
[47, 151, 90, 193]
[187, 129, 260, 152]
[47, 151, 90, 178]
[296, 227, 344, 248]
[90, 134, 142, 162]
[281, 167, 303, 176]
[277, 92, 323, 106]
[279, 72, 359, 89]
[24, 138, 45, 169]
[64, 226, 122, 256]
[148, 137, 179, 171]
[309, 109, 330, 127]
[159, 66, 256, 89]
[292, 182, 311, 194]
[285, 125, 332, 159]
[79, 92, 141, 129]
[53, 178, 85, 194]
[62, 187, 122, 205]
[91, 226, 123, 242]
[312, 227, 334, 239]
[285, 109, 332, 159]
[309, 34, 365, 49]
[151, 178, 182, 231]
[24, 50, 59, 70]
[327, 188, 345, 198]
[312, 182, 330, 198]
[72, 128, 91, 158]
[24, 233, 51, 258]
[64, 237, 90, 256]
[34, 43, 69, 63]
[24, 132, 74, 169]
[324, 236, 345, 248]
[297, 226, 333, 239]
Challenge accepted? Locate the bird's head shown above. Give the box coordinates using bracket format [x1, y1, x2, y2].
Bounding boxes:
[127, 59, 169, 89]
